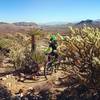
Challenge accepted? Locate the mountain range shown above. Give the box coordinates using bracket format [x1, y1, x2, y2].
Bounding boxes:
[0, 19, 100, 34]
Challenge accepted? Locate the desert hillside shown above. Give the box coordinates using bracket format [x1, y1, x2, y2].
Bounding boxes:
[0, 22, 38, 35]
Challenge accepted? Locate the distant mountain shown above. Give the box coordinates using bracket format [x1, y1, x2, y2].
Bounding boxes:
[0, 22, 9, 24]
[40, 24, 66, 32]
[75, 19, 100, 28]
[0, 19, 100, 34]
[40, 19, 100, 32]
[0, 22, 38, 27]
[0, 22, 39, 34]
[40, 22, 74, 32]
[41, 22, 68, 25]
[13, 22, 38, 27]
[76, 19, 93, 25]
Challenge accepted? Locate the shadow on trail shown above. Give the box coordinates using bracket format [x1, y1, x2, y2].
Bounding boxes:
[0, 61, 45, 82]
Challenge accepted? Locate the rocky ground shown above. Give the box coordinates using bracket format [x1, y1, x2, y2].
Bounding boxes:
[0, 70, 66, 96]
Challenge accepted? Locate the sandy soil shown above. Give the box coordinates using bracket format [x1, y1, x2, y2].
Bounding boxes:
[0, 71, 65, 95]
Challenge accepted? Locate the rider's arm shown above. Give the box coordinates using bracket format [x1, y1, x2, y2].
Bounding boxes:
[44, 47, 52, 54]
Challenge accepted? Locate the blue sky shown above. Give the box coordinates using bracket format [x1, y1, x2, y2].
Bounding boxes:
[0, 0, 100, 24]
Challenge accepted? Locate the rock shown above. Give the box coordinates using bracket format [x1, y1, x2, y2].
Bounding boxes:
[2, 77, 7, 81]
[54, 81, 61, 85]
[20, 73, 25, 77]
[6, 75, 10, 78]
[18, 77, 25, 82]
[28, 87, 33, 90]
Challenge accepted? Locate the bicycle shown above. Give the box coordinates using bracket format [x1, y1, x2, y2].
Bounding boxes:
[44, 51, 68, 80]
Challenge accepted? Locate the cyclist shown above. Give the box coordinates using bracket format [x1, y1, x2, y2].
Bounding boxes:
[45, 32, 65, 62]
[48, 32, 58, 61]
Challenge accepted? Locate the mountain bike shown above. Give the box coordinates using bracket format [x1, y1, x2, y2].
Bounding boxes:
[44, 52, 68, 80]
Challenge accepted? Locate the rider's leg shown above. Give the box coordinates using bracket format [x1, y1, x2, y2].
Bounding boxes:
[48, 54, 51, 62]
[48, 53, 53, 66]
[52, 50, 58, 60]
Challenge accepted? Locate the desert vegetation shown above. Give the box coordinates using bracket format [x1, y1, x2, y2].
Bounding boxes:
[0, 25, 100, 100]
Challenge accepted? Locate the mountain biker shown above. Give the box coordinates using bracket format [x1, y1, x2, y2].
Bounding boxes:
[48, 32, 58, 61]
[45, 32, 65, 62]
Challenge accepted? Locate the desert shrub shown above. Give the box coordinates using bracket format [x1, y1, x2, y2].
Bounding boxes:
[0, 38, 13, 48]
[31, 51, 45, 64]
[6, 32, 31, 70]
[8, 30, 44, 72]
[9, 44, 25, 70]
[59, 26, 100, 87]
[56, 84, 100, 100]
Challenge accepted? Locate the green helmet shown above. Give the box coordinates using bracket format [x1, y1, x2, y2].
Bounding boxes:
[50, 35, 56, 41]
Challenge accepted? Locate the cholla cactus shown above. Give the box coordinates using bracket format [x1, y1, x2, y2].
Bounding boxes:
[58, 26, 100, 86]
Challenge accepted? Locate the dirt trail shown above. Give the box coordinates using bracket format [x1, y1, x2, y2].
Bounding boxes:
[0, 71, 65, 95]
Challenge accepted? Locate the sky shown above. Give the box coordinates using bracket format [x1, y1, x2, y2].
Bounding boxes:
[0, 0, 100, 24]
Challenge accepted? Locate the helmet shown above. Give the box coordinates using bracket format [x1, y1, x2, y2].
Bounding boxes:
[50, 35, 56, 41]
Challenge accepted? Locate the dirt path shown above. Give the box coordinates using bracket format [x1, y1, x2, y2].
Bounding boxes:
[0, 71, 65, 95]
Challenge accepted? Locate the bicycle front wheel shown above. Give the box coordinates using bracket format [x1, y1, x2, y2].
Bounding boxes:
[44, 62, 53, 80]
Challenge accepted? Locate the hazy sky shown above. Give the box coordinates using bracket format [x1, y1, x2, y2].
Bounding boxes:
[0, 0, 100, 23]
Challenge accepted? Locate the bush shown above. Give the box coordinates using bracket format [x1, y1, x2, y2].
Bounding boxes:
[59, 26, 100, 87]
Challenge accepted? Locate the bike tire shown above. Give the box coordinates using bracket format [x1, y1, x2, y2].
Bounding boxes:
[44, 62, 53, 80]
